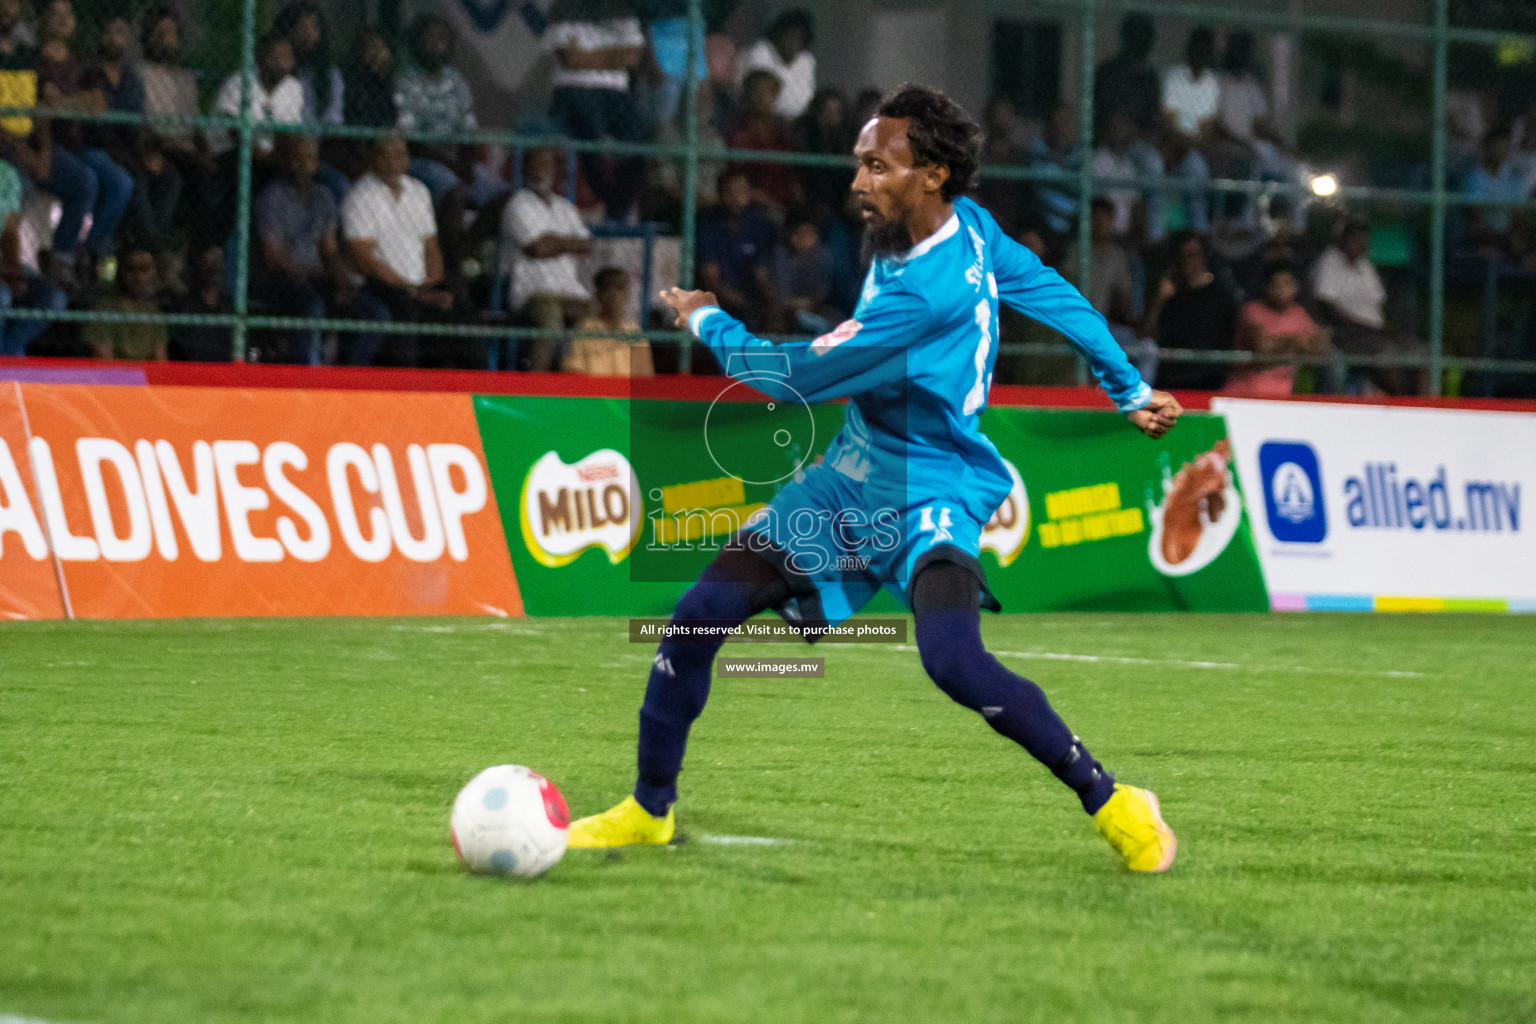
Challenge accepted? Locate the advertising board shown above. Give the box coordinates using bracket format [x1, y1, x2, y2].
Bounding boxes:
[1215, 398, 1535, 611]
[0, 384, 521, 619]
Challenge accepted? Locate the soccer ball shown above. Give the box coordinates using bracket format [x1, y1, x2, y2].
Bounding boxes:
[451, 765, 570, 877]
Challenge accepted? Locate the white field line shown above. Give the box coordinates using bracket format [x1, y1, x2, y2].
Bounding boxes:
[890, 645, 1425, 679]
[2, 1015, 95, 1024]
[696, 834, 793, 846]
[387, 622, 548, 634]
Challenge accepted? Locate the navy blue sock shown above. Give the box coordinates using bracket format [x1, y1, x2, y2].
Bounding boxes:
[633, 565, 762, 817]
[915, 607, 1116, 815]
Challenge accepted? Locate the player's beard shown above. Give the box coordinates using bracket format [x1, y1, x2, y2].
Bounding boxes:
[860, 217, 913, 264]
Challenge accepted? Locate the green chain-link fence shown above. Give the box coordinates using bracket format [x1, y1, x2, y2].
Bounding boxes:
[1, 0, 1535, 395]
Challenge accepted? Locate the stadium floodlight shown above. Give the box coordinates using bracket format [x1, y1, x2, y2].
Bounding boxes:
[1310, 173, 1339, 198]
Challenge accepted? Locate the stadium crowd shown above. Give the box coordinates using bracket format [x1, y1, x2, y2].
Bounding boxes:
[0, 0, 1531, 392]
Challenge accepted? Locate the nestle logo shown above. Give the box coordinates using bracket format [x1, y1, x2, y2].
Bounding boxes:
[1259, 441, 1327, 544]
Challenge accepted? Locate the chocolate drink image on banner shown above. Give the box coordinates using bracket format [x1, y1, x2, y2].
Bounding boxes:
[1148, 440, 1246, 576]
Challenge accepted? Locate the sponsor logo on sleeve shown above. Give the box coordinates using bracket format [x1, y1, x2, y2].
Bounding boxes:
[811, 319, 862, 356]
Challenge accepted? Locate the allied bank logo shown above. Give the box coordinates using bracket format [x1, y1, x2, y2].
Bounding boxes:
[1273, 464, 1315, 522]
[1259, 441, 1327, 543]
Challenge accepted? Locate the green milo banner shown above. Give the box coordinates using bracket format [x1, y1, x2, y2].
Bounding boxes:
[976, 409, 1268, 612]
[474, 395, 1268, 616]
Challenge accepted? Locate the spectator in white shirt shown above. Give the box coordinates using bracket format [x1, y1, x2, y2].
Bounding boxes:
[341, 134, 453, 366]
[1312, 221, 1385, 332]
[500, 147, 595, 371]
[1212, 31, 1300, 223]
[196, 32, 306, 258]
[1215, 33, 1274, 158]
[546, 0, 646, 220]
[1162, 27, 1220, 139]
[210, 32, 304, 157]
[1091, 110, 1144, 241]
[1312, 218, 1419, 395]
[1157, 27, 1217, 232]
[737, 9, 816, 120]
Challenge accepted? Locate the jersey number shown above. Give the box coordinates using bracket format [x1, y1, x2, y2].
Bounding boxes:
[962, 298, 993, 416]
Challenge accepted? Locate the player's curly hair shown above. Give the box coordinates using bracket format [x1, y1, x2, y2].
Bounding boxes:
[876, 85, 982, 202]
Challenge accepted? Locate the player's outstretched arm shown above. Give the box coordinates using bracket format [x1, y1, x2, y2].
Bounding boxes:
[1125, 389, 1182, 439]
[659, 286, 916, 405]
[982, 213, 1158, 418]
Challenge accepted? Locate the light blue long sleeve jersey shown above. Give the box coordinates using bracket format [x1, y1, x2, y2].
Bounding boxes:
[686, 196, 1152, 526]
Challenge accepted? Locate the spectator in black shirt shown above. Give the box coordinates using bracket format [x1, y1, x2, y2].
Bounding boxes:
[88, 16, 182, 279]
[1093, 13, 1174, 241]
[793, 87, 851, 220]
[1139, 230, 1236, 391]
[273, 0, 343, 126]
[697, 167, 781, 331]
[334, 25, 396, 187]
[773, 210, 838, 334]
[342, 26, 395, 128]
[167, 244, 234, 362]
[1094, 13, 1159, 140]
[36, 0, 134, 289]
[255, 134, 379, 364]
[975, 95, 1028, 238]
[851, 88, 882, 130]
[120, 134, 184, 283]
[81, 15, 142, 156]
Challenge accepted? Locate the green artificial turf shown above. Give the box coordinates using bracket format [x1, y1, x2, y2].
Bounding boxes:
[1, 614, 1533, 1024]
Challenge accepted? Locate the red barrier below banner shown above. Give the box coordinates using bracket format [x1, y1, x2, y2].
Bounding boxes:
[1, 357, 1176, 408]
[7, 356, 1536, 413]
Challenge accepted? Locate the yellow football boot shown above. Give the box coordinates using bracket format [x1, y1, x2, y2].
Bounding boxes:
[567, 795, 676, 849]
[1093, 784, 1177, 872]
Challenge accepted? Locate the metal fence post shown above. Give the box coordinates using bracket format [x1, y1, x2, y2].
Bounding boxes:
[677, 0, 703, 374]
[1428, 0, 1449, 395]
[231, 0, 257, 362]
[1074, 0, 1096, 386]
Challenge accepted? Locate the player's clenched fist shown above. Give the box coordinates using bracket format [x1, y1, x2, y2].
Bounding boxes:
[1127, 390, 1182, 439]
[659, 287, 720, 327]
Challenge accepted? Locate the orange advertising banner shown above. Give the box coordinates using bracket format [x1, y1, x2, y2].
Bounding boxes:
[0, 384, 522, 619]
[0, 382, 64, 619]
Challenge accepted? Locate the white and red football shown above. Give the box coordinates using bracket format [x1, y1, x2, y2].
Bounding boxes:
[450, 765, 570, 877]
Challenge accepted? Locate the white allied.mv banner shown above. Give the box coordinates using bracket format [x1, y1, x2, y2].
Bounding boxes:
[1213, 399, 1535, 612]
